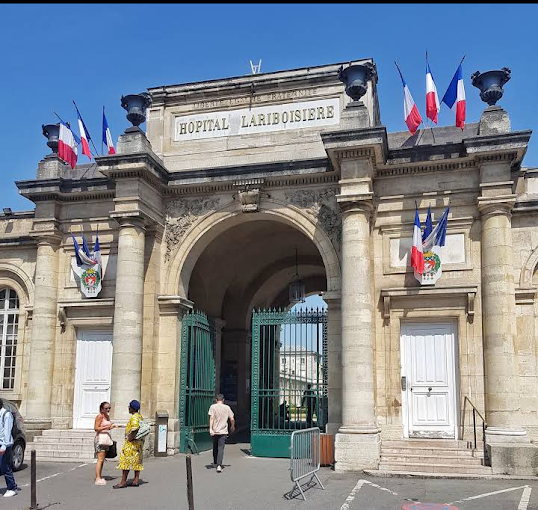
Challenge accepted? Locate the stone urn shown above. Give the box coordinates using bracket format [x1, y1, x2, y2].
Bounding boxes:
[338, 62, 376, 102]
[42, 123, 60, 153]
[121, 93, 152, 127]
[471, 68, 511, 106]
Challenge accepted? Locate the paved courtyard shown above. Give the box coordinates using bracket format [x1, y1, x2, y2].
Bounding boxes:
[1, 443, 538, 509]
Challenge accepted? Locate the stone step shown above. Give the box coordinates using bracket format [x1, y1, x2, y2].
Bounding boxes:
[378, 461, 492, 475]
[381, 447, 484, 458]
[29, 447, 95, 460]
[29, 442, 95, 452]
[41, 429, 95, 437]
[380, 453, 485, 466]
[29, 456, 95, 464]
[381, 440, 469, 449]
[364, 469, 497, 480]
[34, 436, 96, 445]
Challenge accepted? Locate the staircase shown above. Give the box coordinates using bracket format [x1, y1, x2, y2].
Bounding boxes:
[376, 439, 492, 476]
[28, 429, 97, 463]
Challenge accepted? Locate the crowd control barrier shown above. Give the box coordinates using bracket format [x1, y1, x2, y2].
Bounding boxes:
[289, 427, 325, 500]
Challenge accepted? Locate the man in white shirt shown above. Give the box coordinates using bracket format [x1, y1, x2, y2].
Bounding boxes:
[208, 394, 235, 473]
[0, 399, 17, 497]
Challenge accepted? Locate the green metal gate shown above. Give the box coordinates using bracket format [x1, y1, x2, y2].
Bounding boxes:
[251, 307, 328, 457]
[179, 310, 215, 454]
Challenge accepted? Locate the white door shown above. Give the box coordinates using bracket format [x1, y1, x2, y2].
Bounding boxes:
[400, 322, 457, 439]
[73, 330, 113, 429]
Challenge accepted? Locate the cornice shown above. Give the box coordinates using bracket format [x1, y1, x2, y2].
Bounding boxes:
[376, 158, 475, 178]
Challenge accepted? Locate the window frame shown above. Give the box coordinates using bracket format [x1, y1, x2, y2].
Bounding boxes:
[0, 288, 19, 391]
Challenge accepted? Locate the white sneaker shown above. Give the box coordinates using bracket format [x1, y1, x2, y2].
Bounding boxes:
[216, 465, 222, 473]
[4, 490, 17, 498]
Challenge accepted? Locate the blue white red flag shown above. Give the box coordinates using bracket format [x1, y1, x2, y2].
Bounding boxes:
[422, 206, 450, 252]
[411, 205, 424, 275]
[442, 64, 466, 129]
[422, 205, 433, 241]
[102, 109, 116, 155]
[58, 123, 78, 169]
[396, 64, 422, 135]
[76, 110, 92, 160]
[426, 61, 440, 124]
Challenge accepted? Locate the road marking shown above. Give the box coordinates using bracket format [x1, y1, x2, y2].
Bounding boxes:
[518, 486, 532, 510]
[340, 479, 367, 510]
[447, 485, 529, 505]
[340, 479, 399, 510]
[19, 463, 88, 488]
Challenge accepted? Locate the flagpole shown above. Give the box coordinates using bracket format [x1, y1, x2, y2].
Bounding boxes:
[52, 110, 67, 126]
[102, 106, 104, 156]
[73, 100, 100, 158]
[424, 50, 437, 145]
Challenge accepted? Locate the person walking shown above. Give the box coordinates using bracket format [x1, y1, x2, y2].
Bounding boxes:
[301, 384, 317, 428]
[94, 401, 118, 485]
[113, 400, 144, 489]
[0, 399, 18, 497]
[208, 394, 235, 473]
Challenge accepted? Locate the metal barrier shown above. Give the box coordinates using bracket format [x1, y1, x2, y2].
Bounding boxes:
[288, 427, 325, 500]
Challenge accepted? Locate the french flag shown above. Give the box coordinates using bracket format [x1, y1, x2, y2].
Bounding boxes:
[396, 63, 422, 135]
[426, 61, 440, 124]
[411, 205, 424, 275]
[102, 109, 115, 155]
[442, 63, 466, 129]
[58, 123, 78, 169]
[76, 110, 92, 160]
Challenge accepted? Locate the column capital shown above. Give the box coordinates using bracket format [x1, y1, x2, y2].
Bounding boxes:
[477, 196, 516, 219]
[111, 212, 147, 231]
[336, 194, 374, 218]
[321, 291, 341, 307]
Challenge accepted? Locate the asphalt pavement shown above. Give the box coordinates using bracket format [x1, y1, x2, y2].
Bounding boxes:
[0, 443, 537, 510]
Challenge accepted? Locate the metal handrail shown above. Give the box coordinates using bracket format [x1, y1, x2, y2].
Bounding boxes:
[463, 396, 490, 466]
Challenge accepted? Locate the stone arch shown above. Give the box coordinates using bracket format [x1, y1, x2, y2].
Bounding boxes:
[164, 197, 341, 298]
[520, 246, 538, 288]
[0, 262, 34, 306]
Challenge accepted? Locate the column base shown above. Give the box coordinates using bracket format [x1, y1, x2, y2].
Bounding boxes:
[486, 426, 530, 444]
[326, 422, 342, 436]
[335, 426, 380, 472]
[488, 443, 538, 476]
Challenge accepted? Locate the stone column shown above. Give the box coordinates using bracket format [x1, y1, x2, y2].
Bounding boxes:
[110, 216, 146, 422]
[25, 234, 61, 423]
[479, 201, 525, 439]
[334, 198, 379, 471]
[323, 291, 342, 436]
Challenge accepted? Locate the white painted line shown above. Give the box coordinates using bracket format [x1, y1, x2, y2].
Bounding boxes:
[19, 462, 88, 488]
[339, 479, 399, 510]
[448, 484, 529, 505]
[340, 479, 366, 510]
[518, 486, 532, 510]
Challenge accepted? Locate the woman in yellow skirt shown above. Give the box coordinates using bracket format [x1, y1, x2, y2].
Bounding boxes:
[113, 400, 144, 489]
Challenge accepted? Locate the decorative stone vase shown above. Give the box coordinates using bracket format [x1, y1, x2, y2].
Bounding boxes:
[338, 62, 376, 102]
[471, 68, 511, 106]
[120, 93, 152, 127]
[42, 123, 60, 153]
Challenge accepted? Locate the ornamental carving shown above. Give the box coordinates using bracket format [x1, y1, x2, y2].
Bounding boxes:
[164, 197, 220, 262]
[285, 188, 342, 252]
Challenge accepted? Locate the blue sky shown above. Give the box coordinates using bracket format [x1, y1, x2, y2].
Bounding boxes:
[1, 4, 537, 211]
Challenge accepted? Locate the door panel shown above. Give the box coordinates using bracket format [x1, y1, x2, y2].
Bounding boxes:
[73, 330, 113, 429]
[401, 322, 456, 438]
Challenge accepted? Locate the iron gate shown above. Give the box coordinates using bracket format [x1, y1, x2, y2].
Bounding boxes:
[251, 307, 328, 457]
[179, 310, 215, 453]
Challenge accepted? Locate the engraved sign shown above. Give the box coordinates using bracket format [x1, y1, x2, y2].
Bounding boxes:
[174, 98, 340, 141]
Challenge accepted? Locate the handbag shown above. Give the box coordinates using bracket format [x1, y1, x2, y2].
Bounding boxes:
[135, 420, 150, 440]
[97, 432, 113, 447]
[105, 441, 117, 459]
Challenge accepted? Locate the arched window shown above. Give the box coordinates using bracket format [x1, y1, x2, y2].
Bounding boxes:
[0, 288, 18, 390]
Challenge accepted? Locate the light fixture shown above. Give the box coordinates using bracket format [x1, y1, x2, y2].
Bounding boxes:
[2, 208, 12, 216]
[288, 247, 305, 304]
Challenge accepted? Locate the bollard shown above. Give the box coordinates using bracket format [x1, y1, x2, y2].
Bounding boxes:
[186, 454, 194, 510]
[29, 449, 38, 510]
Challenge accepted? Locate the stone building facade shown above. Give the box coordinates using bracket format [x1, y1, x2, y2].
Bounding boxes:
[1, 58, 537, 473]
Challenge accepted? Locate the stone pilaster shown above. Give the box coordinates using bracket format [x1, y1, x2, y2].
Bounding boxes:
[212, 318, 226, 393]
[110, 215, 146, 423]
[323, 291, 342, 436]
[155, 295, 193, 453]
[25, 230, 62, 424]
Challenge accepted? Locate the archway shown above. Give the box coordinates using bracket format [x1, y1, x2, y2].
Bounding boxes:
[168, 200, 340, 442]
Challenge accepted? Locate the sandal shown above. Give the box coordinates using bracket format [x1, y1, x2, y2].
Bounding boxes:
[113, 483, 128, 489]
[95, 479, 106, 486]
[131, 482, 140, 487]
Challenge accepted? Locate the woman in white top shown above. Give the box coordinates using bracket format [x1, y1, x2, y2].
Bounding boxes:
[94, 402, 118, 486]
